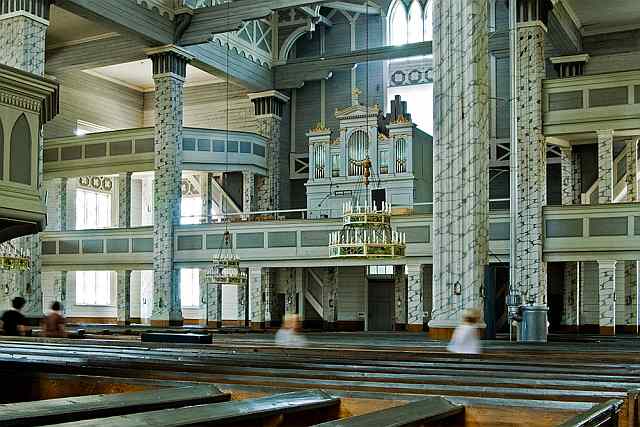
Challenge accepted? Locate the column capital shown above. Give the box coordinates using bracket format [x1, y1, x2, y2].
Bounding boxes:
[597, 260, 617, 269]
[248, 90, 290, 118]
[0, 0, 52, 24]
[596, 129, 615, 138]
[515, 0, 553, 27]
[145, 45, 194, 81]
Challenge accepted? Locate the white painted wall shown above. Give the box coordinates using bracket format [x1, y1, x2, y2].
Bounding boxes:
[337, 267, 366, 322]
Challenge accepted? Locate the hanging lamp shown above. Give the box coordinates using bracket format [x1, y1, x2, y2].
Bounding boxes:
[206, 228, 247, 285]
[329, 157, 406, 259]
[0, 242, 30, 271]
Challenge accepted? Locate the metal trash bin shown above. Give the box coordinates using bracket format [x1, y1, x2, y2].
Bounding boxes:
[518, 305, 548, 343]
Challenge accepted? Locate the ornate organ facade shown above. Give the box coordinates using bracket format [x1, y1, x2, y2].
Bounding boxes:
[306, 92, 432, 219]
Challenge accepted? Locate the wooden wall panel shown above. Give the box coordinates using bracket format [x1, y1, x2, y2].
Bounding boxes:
[44, 72, 144, 139]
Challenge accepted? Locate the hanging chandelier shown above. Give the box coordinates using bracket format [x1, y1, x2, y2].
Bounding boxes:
[206, 229, 247, 285]
[329, 158, 406, 259]
[0, 242, 30, 271]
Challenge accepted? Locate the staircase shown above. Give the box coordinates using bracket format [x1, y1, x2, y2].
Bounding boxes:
[581, 145, 637, 204]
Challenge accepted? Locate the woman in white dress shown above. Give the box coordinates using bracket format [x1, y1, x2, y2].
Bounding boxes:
[447, 308, 481, 354]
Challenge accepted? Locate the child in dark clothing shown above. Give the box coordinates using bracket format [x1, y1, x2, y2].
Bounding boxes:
[1, 297, 27, 336]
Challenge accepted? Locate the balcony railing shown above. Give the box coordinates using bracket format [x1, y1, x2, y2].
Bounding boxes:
[43, 127, 268, 178]
[543, 70, 640, 136]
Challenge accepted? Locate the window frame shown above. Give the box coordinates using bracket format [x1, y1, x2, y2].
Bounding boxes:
[75, 271, 112, 306]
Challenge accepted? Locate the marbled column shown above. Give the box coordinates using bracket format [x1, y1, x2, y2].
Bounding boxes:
[561, 262, 578, 328]
[624, 261, 636, 327]
[242, 170, 255, 219]
[560, 146, 581, 205]
[407, 264, 424, 332]
[117, 270, 132, 326]
[199, 270, 222, 327]
[513, 21, 548, 306]
[0, 5, 48, 75]
[148, 46, 192, 327]
[262, 268, 274, 327]
[237, 281, 247, 326]
[201, 173, 213, 223]
[597, 129, 614, 205]
[249, 91, 289, 212]
[118, 172, 132, 228]
[394, 265, 407, 329]
[626, 139, 638, 202]
[57, 271, 67, 314]
[431, 0, 489, 332]
[249, 267, 264, 328]
[0, 2, 50, 320]
[598, 260, 617, 335]
[59, 178, 68, 231]
[283, 268, 297, 315]
[323, 267, 338, 329]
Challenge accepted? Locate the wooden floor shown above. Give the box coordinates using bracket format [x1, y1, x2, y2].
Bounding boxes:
[1, 332, 638, 426]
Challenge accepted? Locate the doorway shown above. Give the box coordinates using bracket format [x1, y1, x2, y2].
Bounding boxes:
[367, 281, 395, 331]
[371, 189, 386, 210]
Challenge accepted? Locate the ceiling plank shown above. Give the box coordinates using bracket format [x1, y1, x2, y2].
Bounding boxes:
[184, 42, 273, 92]
[274, 41, 431, 89]
[55, 0, 175, 45]
[45, 35, 148, 75]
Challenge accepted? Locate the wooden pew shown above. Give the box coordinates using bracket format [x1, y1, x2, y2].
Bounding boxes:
[46, 390, 341, 427]
[0, 385, 229, 427]
[312, 397, 464, 426]
[141, 333, 212, 344]
[557, 399, 624, 427]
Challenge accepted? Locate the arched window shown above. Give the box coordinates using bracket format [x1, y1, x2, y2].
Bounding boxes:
[387, 0, 433, 46]
[348, 131, 369, 176]
[10, 114, 31, 185]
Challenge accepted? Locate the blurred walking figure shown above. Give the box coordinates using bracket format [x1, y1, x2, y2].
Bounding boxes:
[275, 314, 307, 347]
[42, 301, 65, 338]
[1, 297, 28, 336]
[447, 308, 481, 354]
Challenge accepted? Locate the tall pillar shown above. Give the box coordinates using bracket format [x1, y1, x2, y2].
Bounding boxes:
[248, 91, 289, 211]
[147, 46, 193, 327]
[561, 262, 578, 330]
[560, 146, 581, 205]
[249, 267, 264, 329]
[57, 271, 67, 314]
[118, 172, 132, 228]
[242, 170, 255, 219]
[237, 281, 247, 327]
[626, 139, 638, 202]
[513, 4, 550, 307]
[199, 270, 222, 328]
[59, 178, 68, 231]
[430, 0, 489, 337]
[624, 139, 638, 330]
[598, 260, 617, 335]
[560, 146, 581, 330]
[407, 264, 424, 333]
[263, 268, 274, 327]
[0, 0, 51, 320]
[117, 270, 132, 326]
[284, 268, 297, 315]
[394, 265, 406, 330]
[323, 267, 338, 330]
[597, 129, 614, 204]
[201, 173, 213, 223]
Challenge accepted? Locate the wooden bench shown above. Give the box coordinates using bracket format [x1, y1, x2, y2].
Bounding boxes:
[312, 397, 464, 426]
[557, 399, 624, 427]
[141, 332, 212, 344]
[46, 390, 340, 427]
[0, 385, 229, 426]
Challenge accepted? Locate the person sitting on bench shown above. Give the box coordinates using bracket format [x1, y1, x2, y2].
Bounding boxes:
[42, 301, 66, 338]
[1, 297, 29, 336]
